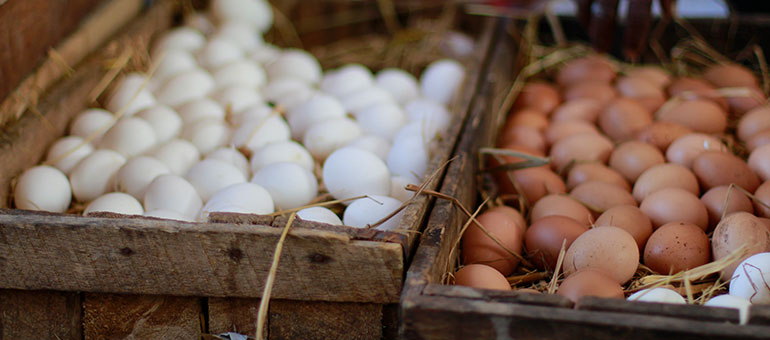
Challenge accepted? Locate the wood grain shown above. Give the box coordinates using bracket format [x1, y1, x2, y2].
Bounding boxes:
[207, 297, 261, 337]
[0, 289, 82, 340]
[269, 300, 382, 340]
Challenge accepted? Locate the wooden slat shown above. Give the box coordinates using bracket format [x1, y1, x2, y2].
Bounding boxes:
[0, 289, 82, 340]
[422, 283, 572, 308]
[268, 300, 382, 340]
[83, 293, 201, 339]
[576, 296, 740, 324]
[207, 297, 261, 337]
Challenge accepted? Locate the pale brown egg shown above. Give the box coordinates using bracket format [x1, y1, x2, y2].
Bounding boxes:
[727, 87, 766, 117]
[712, 211, 770, 280]
[563, 226, 639, 284]
[667, 77, 728, 110]
[657, 99, 727, 134]
[531, 194, 593, 227]
[747, 131, 770, 152]
[486, 205, 527, 236]
[703, 63, 759, 89]
[595, 205, 653, 252]
[665, 133, 727, 169]
[566, 162, 631, 192]
[640, 188, 709, 230]
[644, 222, 711, 274]
[504, 109, 550, 133]
[557, 269, 625, 303]
[634, 122, 692, 152]
[609, 141, 665, 183]
[551, 98, 603, 123]
[599, 98, 653, 142]
[570, 181, 637, 215]
[749, 144, 770, 182]
[544, 120, 600, 147]
[701, 185, 754, 229]
[462, 209, 524, 276]
[564, 82, 617, 105]
[497, 125, 546, 154]
[626, 66, 671, 89]
[488, 144, 547, 196]
[632, 163, 700, 202]
[693, 151, 760, 192]
[556, 55, 616, 87]
[514, 82, 561, 114]
[454, 264, 511, 291]
[510, 167, 567, 205]
[549, 133, 614, 172]
[525, 216, 588, 271]
[754, 181, 770, 218]
[615, 76, 666, 112]
[737, 107, 770, 142]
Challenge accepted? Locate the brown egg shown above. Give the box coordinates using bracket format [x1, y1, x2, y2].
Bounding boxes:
[570, 181, 637, 215]
[595, 205, 653, 252]
[544, 120, 600, 147]
[514, 82, 561, 114]
[454, 264, 511, 291]
[462, 209, 524, 276]
[531, 194, 593, 227]
[657, 99, 727, 134]
[609, 141, 665, 183]
[761, 218, 770, 232]
[564, 82, 617, 106]
[615, 76, 667, 112]
[747, 131, 770, 152]
[712, 211, 770, 280]
[665, 133, 727, 169]
[701, 185, 754, 229]
[640, 188, 709, 230]
[549, 133, 614, 172]
[557, 269, 625, 303]
[626, 66, 671, 89]
[556, 56, 616, 87]
[497, 125, 546, 154]
[489, 144, 547, 196]
[566, 162, 631, 192]
[510, 167, 567, 205]
[667, 77, 728, 110]
[632, 163, 700, 202]
[504, 109, 550, 133]
[525, 216, 588, 271]
[703, 63, 759, 89]
[599, 98, 653, 142]
[634, 122, 693, 152]
[551, 98, 603, 123]
[693, 151, 760, 192]
[727, 87, 766, 117]
[737, 107, 770, 142]
[754, 181, 770, 218]
[644, 222, 711, 274]
[749, 144, 770, 182]
[563, 226, 639, 284]
[486, 205, 527, 236]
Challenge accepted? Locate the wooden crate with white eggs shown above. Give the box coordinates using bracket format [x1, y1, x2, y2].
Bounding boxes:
[402, 14, 770, 339]
[0, 0, 495, 338]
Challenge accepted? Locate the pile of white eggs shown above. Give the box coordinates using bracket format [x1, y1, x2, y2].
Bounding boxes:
[12, 0, 467, 231]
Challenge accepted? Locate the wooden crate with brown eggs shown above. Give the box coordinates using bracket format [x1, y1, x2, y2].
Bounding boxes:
[0, 0, 495, 338]
[402, 12, 770, 339]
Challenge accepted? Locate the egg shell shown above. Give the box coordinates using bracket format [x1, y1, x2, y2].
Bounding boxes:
[185, 159, 247, 202]
[206, 147, 251, 178]
[116, 156, 171, 200]
[231, 115, 290, 154]
[212, 60, 266, 89]
[513, 82, 560, 114]
[693, 151, 759, 192]
[387, 134, 429, 184]
[640, 188, 708, 230]
[531, 194, 592, 227]
[625, 66, 671, 89]
[727, 87, 766, 117]
[322, 147, 391, 202]
[667, 77, 728, 110]
[462, 209, 524, 276]
[748, 129, 770, 152]
[557, 269, 625, 303]
[729, 252, 770, 304]
[713, 212, 770, 280]
[556, 56, 616, 87]
[509, 167, 567, 205]
[148, 139, 201, 176]
[566, 162, 631, 192]
[525, 215, 588, 271]
[549, 133, 614, 172]
[420, 59, 465, 105]
[267, 49, 322, 85]
[375, 68, 419, 105]
[199, 182, 274, 220]
[404, 98, 451, 123]
[615, 76, 666, 112]
[563, 226, 639, 284]
[136, 105, 183, 143]
[251, 162, 317, 210]
[211, 21, 265, 52]
[143, 174, 203, 219]
[341, 86, 395, 116]
[320, 64, 375, 99]
[69, 108, 114, 142]
[45, 136, 94, 175]
[749, 144, 770, 182]
[634, 122, 693, 152]
[69, 150, 127, 203]
[389, 175, 416, 202]
[570, 181, 636, 216]
[487, 206, 527, 236]
[343, 195, 405, 231]
[544, 120, 600, 147]
[287, 93, 346, 140]
[151, 27, 206, 55]
[13, 166, 72, 212]
[211, 86, 262, 117]
[497, 125, 546, 154]
[249, 140, 314, 173]
[454, 264, 511, 291]
[737, 107, 770, 142]
[703, 63, 759, 89]
[297, 207, 343, 226]
[156, 69, 215, 107]
[754, 181, 770, 217]
[106, 73, 156, 116]
[632, 163, 700, 202]
[100, 117, 158, 157]
[487, 144, 547, 196]
[346, 135, 391, 161]
[609, 141, 665, 183]
[262, 77, 314, 108]
[83, 192, 144, 216]
[701, 185, 754, 229]
[197, 38, 244, 70]
[627, 288, 685, 304]
[644, 222, 711, 274]
[177, 98, 225, 125]
[563, 82, 617, 105]
[550, 99, 602, 123]
[183, 118, 232, 154]
[151, 50, 198, 88]
[595, 205, 653, 252]
[210, 0, 273, 33]
[356, 103, 407, 141]
[303, 117, 362, 161]
[599, 98, 653, 142]
[506, 109, 550, 132]
[657, 99, 727, 134]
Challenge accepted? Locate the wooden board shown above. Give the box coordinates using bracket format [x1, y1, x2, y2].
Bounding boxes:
[83, 293, 201, 339]
[207, 297, 261, 337]
[0, 289, 82, 340]
[268, 300, 382, 340]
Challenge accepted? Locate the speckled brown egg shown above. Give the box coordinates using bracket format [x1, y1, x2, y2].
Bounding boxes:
[563, 226, 640, 284]
[531, 194, 593, 227]
[666, 133, 727, 169]
[462, 209, 524, 276]
[514, 82, 561, 114]
[549, 133, 614, 172]
[556, 56, 616, 87]
[749, 144, 770, 182]
[712, 211, 770, 280]
[667, 77, 728, 110]
[566, 162, 631, 192]
[640, 188, 709, 230]
[525, 215, 588, 271]
[454, 264, 511, 291]
[634, 122, 693, 152]
[615, 76, 666, 112]
[632, 163, 700, 202]
[599, 98, 653, 142]
[557, 269, 625, 303]
[564, 82, 617, 105]
[754, 181, 770, 218]
[510, 167, 567, 205]
[701, 185, 754, 229]
[595, 205, 653, 252]
[608, 141, 665, 183]
[693, 151, 759, 192]
[570, 181, 637, 215]
[737, 107, 770, 142]
[551, 98, 603, 123]
[497, 125, 546, 154]
[703, 63, 759, 89]
[626, 66, 671, 89]
[657, 99, 727, 134]
[504, 109, 550, 133]
[644, 221, 711, 274]
[544, 120, 600, 147]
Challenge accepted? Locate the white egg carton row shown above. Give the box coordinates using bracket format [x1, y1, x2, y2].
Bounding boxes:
[12, 0, 467, 232]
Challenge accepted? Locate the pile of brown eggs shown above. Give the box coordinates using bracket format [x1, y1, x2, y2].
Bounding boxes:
[455, 54, 770, 306]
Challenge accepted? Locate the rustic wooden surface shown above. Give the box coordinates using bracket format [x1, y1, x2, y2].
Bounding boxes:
[83, 293, 201, 339]
[269, 300, 383, 340]
[207, 297, 261, 337]
[0, 289, 82, 340]
[577, 296, 740, 324]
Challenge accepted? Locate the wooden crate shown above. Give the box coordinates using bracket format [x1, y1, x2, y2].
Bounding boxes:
[0, 0, 495, 339]
[401, 18, 770, 339]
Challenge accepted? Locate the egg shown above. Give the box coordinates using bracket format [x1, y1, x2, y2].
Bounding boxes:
[143, 174, 203, 220]
[115, 156, 171, 200]
[341, 86, 395, 115]
[297, 206, 343, 226]
[261, 77, 314, 108]
[156, 69, 215, 107]
[176, 98, 226, 125]
[502, 110, 549, 137]
[713, 212, 770, 280]
[557, 269, 625, 303]
[231, 115, 291, 154]
[199, 182, 274, 220]
[286, 93, 346, 139]
[549, 133, 614, 172]
[509, 167, 567, 205]
[634, 122, 693, 152]
[667, 77, 728, 110]
[615, 76, 666, 112]
[729, 252, 770, 303]
[626, 66, 671, 89]
[210, 0, 273, 33]
[420, 59, 465, 105]
[544, 120, 600, 146]
[266, 49, 321, 85]
[323, 147, 391, 202]
[13, 165, 72, 213]
[404, 98, 451, 127]
[45, 136, 95, 175]
[249, 140, 314, 173]
[389, 175, 416, 202]
[566, 162, 630, 192]
[196, 38, 244, 70]
[375, 68, 420, 105]
[320, 64, 375, 99]
[148, 139, 201, 176]
[666, 133, 727, 169]
[206, 147, 250, 178]
[303, 117, 363, 160]
[211, 21, 265, 52]
[462, 208, 524, 276]
[497, 125, 546, 154]
[701, 186, 754, 229]
[627, 288, 685, 304]
[69, 150, 127, 203]
[183, 118, 232, 154]
[749, 144, 770, 182]
[83, 192, 144, 216]
[704, 295, 752, 325]
[488, 144, 546, 196]
[693, 151, 759, 192]
[754, 181, 770, 217]
[524, 215, 588, 271]
[608, 141, 665, 183]
[563, 82, 617, 105]
[251, 162, 317, 210]
[185, 159, 247, 202]
[356, 104, 407, 141]
[530, 194, 592, 227]
[69, 108, 114, 142]
[387, 134, 429, 183]
[212, 60, 266, 89]
[454, 264, 511, 291]
[657, 99, 727, 134]
[644, 222, 711, 274]
[105, 73, 156, 116]
[100, 117, 158, 157]
[640, 188, 708, 230]
[513, 82, 561, 114]
[737, 107, 770, 142]
[151, 27, 206, 55]
[632, 163, 700, 202]
[563, 226, 639, 284]
[570, 181, 636, 215]
[703, 63, 759, 89]
[346, 135, 391, 161]
[135, 105, 183, 143]
[556, 55, 616, 87]
[231, 103, 273, 126]
[599, 98, 652, 142]
[486, 206, 527, 236]
[595, 205, 653, 252]
[343, 195, 404, 231]
[550, 98, 602, 123]
[211, 86, 262, 116]
[727, 87, 766, 117]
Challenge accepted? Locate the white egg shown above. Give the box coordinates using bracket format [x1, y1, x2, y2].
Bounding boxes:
[387, 134, 429, 183]
[250, 44, 281, 65]
[150, 50, 199, 89]
[148, 139, 201, 175]
[704, 294, 752, 325]
[13, 165, 71, 212]
[420, 59, 465, 104]
[251, 162, 318, 210]
[627, 288, 686, 304]
[69, 149, 127, 202]
[183, 118, 232, 154]
[116, 156, 171, 200]
[443, 31, 476, 58]
[230, 114, 290, 153]
[355, 103, 406, 140]
[69, 108, 114, 142]
[144, 209, 196, 222]
[185, 159, 247, 202]
[156, 69, 215, 107]
[231, 103, 273, 126]
[266, 49, 322, 85]
[211, 21, 265, 52]
[151, 27, 206, 56]
[323, 147, 391, 202]
[210, 0, 273, 33]
[211, 86, 262, 116]
[303, 117, 362, 160]
[287, 92, 346, 139]
[83, 192, 144, 216]
[405, 98, 451, 126]
[390, 175, 417, 202]
[212, 60, 266, 89]
[320, 64, 374, 98]
[262, 77, 313, 106]
[297, 206, 342, 226]
[106, 73, 156, 116]
[345, 135, 391, 161]
[183, 13, 215, 36]
[375, 68, 419, 105]
[249, 140, 314, 173]
[341, 86, 395, 115]
[394, 120, 442, 148]
[99, 117, 158, 157]
[343, 195, 404, 230]
[136, 105, 183, 143]
[177, 98, 226, 125]
[143, 174, 203, 219]
[197, 37, 244, 70]
[45, 136, 94, 175]
[198, 182, 274, 221]
[730, 252, 770, 304]
[205, 147, 250, 178]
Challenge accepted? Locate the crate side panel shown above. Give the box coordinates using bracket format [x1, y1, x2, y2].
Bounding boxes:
[0, 289, 82, 340]
[268, 300, 382, 340]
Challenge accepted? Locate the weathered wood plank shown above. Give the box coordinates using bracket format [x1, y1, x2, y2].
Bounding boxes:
[0, 289, 82, 340]
[83, 293, 201, 340]
[207, 297, 261, 337]
[576, 296, 740, 324]
[0, 213, 404, 302]
[422, 283, 572, 308]
[269, 300, 382, 340]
